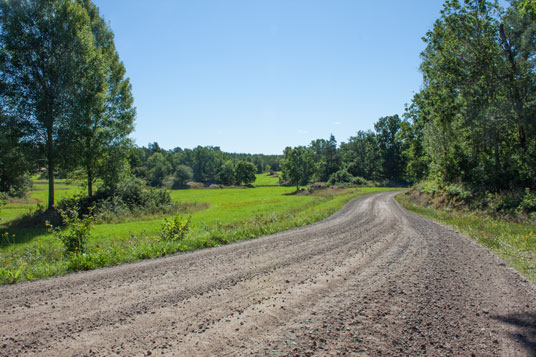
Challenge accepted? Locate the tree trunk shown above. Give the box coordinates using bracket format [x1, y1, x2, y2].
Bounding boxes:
[499, 23, 527, 152]
[46, 125, 55, 210]
[87, 168, 93, 197]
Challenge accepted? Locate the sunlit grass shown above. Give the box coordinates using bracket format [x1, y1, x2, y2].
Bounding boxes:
[254, 172, 280, 186]
[0, 181, 398, 284]
[396, 193, 536, 284]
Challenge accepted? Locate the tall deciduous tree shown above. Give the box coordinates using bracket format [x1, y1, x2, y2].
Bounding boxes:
[339, 130, 383, 181]
[234, 161, 256, 186]
[281, 146, 314, 190]
[374, 115, 405, 182]
[412, 0, 536, 190]
[0, 109, 32, 196]
[0, 0, 98, 209]
[59, 0, 135, 196]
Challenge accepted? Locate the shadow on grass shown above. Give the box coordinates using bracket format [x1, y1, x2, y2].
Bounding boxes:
[491, 311, 536, 354]
[1, 226, 50, 246]
[1, 207, 58, 246]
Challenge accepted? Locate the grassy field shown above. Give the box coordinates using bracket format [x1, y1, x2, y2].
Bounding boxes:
[0, 174, 399, 284]
[253, 172, 280, 186]
[396, 193, 536, 284]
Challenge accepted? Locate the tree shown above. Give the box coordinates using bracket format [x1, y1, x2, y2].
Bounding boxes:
[399, 93, 431, 183]
[234, 161, 256, 186]
[374, 115, 405, 182]
[339, 131, 383, 181]
[0, 110, 32, 196]
[309, 135, 341, 182]
[174, 165, 193, 187]
[413, 0, 536, 190]
[281, 146, 314, 190]
[218, 160, 235, 186]
[65, 0, 135, 197]
[0, 0, 127, 208]
[192, 146, 223, 182]
[147, 152, 171, 187]
[1, 0, 134, 202]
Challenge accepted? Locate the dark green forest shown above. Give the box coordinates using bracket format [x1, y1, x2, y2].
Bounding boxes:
[1, 0, 535, 216]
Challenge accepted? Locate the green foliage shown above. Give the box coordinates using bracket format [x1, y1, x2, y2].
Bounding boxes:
[147, 152, 172, 187]
[0, 0, 135, 208]
[281, 146, 314, 189]
[174, 164, 194, 187]
[328, 169, 353, 185]
[0, 265, 24, 284]
[47, 206, 95, 256]
[374, 115, 405, 182]
[57, 176, 176, 222]
[339, 131, 383, 182]
[520, 189, 536, 214]
[192, 146, 224, 182]
[1, 184, 399, 284]
[234, 161, 257, 186]
[159, 213, 191, 242]
[310, 135, 341, 182]
[408, 0, 536, 191]
[0, 112, 33, 197]
[218, 160, 235, 186]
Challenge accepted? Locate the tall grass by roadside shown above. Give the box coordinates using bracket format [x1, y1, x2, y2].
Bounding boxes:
[396, 193, 536, 284]
[0, 186, 399, 284]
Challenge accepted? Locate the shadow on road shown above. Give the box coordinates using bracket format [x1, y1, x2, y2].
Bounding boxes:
[491, 311, 536, 354]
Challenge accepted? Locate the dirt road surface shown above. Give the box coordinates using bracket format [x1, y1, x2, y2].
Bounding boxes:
[1, 192, 535, 356]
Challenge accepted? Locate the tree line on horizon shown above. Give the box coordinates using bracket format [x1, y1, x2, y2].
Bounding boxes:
[282, 0, 536, 199]
[1, 0, 535, 214]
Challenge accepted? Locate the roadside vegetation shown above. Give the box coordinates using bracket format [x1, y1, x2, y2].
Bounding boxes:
[397, 190, 536, 284]
[0, 174, 398, 284]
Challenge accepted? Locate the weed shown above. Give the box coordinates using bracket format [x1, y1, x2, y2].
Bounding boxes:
[160, 213, 191, 241]
[47, 206, 95, 256]
[0, 266, 23, 284]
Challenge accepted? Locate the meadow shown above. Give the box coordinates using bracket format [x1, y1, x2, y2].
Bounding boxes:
[0, 175, 398, 284]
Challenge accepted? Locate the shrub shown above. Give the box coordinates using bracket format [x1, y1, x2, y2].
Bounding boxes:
[328, 169, 353, 185]
[160, 213, 191, 241]
[328, 169, 369, 186]
[351, 176, 369, 186]
[67, 253, 97, 271]
[57, 176, 177, 222]
[520, 188, 536, 213]
[47, 206, 95, 256]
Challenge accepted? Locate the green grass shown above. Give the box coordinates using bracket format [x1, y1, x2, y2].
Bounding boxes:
[0, 179, 398, 284]
[396, 193, 536, 284]
[254, 172, 280, 186]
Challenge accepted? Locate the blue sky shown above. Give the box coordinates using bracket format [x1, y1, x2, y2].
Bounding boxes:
[93, 0, 446, 154]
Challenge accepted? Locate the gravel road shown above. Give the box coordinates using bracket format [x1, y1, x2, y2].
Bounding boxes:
[1, 192, 535, 356]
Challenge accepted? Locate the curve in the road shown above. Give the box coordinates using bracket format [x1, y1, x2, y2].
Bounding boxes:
[1, 192, 535, 356]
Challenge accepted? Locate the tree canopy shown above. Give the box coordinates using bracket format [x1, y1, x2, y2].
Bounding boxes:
[0, 0, 135, 208]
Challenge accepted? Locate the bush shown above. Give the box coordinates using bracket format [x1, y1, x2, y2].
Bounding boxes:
[159, 213, 191, 241]
[520, 188, 536, 213]
[47, 206, 95, 256]
[328, 169, 369, 186]
[57, 176, 177, 222]
[0, 173, 31, 198]
[328, 169, 353, 185]
[351, 176, 369, 186]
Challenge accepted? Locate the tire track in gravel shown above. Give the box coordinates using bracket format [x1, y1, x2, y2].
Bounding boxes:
[1, 192, 535, 356]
